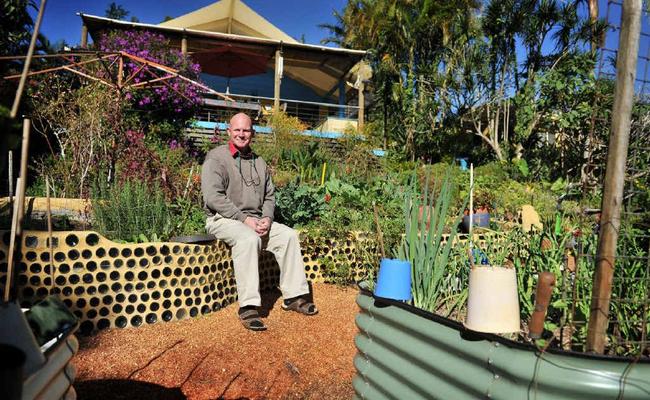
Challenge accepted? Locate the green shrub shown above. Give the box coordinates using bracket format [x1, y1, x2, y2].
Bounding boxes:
[92, 179, 172, 242]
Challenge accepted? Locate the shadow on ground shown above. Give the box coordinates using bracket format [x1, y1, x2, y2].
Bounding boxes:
[76, 379, 186, 400]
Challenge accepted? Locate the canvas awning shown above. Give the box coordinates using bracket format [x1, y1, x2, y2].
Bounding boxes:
[78, 13, 367, 101]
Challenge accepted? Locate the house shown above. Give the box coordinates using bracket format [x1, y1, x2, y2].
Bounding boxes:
[78, 0, 369, 136]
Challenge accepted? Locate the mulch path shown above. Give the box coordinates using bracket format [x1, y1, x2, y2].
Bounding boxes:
[72, 283, 360, 400]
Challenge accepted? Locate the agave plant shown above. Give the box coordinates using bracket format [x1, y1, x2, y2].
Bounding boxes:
[398, 168, 468, 314]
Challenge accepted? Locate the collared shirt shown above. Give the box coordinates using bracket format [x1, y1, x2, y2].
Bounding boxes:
[228, 141, 253, 158]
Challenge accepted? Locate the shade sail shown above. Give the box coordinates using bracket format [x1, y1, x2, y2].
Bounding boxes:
[191, 47, 272, 78]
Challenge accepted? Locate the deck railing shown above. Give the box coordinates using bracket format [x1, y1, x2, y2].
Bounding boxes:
[197, 92, 360, 130]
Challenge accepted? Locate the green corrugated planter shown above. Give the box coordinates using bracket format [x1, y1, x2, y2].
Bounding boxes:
[353, 284, 650, 399]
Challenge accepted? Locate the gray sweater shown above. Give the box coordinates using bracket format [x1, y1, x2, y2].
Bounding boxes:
[201, 144, 275, 222]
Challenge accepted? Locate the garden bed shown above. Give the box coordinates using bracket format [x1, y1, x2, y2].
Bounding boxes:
[72, 283, 358, 399]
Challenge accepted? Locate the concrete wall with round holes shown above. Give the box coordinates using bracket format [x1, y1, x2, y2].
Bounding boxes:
[0, 230, 376, 334]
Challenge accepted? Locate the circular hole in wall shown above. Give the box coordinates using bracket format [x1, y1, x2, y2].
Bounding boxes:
[82, 273, 93, 284]
[95, 248, 106, 258]
[86, 234, 99, 246]
[25, 236, 38, 248]
[65, 234, 79, 247]
[146, 313, 157, 324]
[116, 316, 127, 328]
[82, 249, 92, 259]
[121, 248, 132, 258]
[109, 248, 119, 257]
[125, 305, 134, 314]
[86, 261, 97, 272]
[176, 309, 186, 320]
[68, 250, 80, 261]
[97, 318, 110, 330]
[131, 315, 142, 327]
[146, 246, 156, 256]
[79, 321, 94, 335]
[139, 258, 148, 268]
[162, 310, 172, 321]
[134, 248, 144, 257]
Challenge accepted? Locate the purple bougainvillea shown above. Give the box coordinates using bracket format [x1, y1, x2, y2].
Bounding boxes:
[98, 30, 202, 117]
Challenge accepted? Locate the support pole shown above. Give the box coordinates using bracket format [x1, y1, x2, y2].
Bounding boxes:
[81, 23, 88, 48]
[358, 82, 365, 131]
[586, 0, 641, 354]
[274, 49, 282, 112]
[181, 36, 187, 55]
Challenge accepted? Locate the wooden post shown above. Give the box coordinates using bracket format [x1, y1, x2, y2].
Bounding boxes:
[358, 82, 365, 131]
[117, 54, 123, 88]
[81, 23, 88, 48]
[274, 49, 282, 112]
[4, 120, 31, 302]
[8, 151, 13, 198]
[586, 0, 642, 354]
[181, 36, 187, 55]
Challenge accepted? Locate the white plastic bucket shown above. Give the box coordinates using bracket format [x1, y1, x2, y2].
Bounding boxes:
[465, 266, 520, 333]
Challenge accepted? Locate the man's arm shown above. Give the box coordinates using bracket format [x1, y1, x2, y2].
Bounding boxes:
[201, 158, 247, 222]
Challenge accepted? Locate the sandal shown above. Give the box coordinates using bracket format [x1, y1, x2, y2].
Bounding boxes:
[282, 297, 318, 316]
[238, 309, 267, 331]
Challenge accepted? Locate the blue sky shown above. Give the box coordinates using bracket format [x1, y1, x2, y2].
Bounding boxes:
[30, 0, 650, 95]
[35, 0, 347, 47]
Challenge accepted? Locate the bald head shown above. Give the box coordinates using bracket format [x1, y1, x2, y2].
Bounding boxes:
[227, 112, 254, 152]
[230, 112, 252, 127]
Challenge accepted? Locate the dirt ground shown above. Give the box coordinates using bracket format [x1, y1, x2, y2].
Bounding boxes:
[72, 283, 360, 400]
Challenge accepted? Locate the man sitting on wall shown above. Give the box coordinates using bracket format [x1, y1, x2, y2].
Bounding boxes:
[201, 112, 318, 331]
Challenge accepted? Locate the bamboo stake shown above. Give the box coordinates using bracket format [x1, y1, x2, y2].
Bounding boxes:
[5, 178, 21, 302]
[10, 0, 47, 118]
[4, 119, 31, 302]
[586, 0, 642, 354]
[372, 202, 386, 259]
[46, 176, 55, 293]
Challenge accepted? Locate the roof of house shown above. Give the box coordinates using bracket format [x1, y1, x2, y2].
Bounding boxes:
[158, 0, 298, 43]
[78, 3, 367, 101]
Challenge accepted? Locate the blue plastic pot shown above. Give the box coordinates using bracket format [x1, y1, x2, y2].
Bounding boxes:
[462, 212, 490, 232]
[374, 258, 412, 301]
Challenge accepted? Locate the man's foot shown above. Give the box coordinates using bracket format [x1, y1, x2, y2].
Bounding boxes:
[238, 306, 267, 331]
[282, 296, 318, 316]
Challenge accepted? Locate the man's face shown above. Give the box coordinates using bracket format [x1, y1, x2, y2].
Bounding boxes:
[228, 114, 254, 151]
